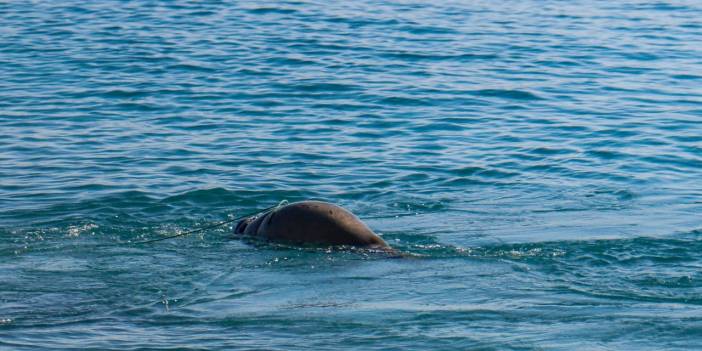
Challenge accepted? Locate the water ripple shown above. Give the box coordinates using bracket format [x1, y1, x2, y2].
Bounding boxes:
[2, 0, 702, 349]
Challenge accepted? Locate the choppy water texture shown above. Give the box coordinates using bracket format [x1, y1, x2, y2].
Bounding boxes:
[2, 0, 702, 349]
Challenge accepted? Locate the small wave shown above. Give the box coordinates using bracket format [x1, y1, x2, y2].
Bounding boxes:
[469, 89, 543, 100]
[381, 51, 498, 61]
[246, 7, 298, 15]
[522, 146, 577, 156]
[671, 74, 702, 80]
[166, 63, 217, 72]
[266, 57, 318, 66]
[112, 102, 162, 111]
[397, 24, 459, 35]
[585, 149, 629, 160]
[101, 89, 149, 98]
[376, 96, 433, 106]
[289, 82, 360, 92]
[449, 166, 519, 179]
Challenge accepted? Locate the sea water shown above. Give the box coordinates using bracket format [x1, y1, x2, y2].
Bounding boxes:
[1, 1, 702, 349]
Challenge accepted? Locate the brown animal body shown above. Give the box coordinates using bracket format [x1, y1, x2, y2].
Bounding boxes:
[234, 201, 389, 248]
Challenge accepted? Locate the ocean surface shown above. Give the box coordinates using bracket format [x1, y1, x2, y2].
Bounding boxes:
[2, 1, 702, 349]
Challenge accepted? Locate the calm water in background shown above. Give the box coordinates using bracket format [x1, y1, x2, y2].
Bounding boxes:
[2, 0, 702, 349]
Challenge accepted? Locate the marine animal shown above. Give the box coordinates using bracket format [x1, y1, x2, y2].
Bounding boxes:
[234, 201, 389, 248]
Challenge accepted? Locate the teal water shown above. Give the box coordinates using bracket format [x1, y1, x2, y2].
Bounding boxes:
[2, 1, 702, 349]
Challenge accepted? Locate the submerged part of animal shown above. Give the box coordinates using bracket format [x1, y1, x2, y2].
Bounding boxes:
[234, 201, 389, 248]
